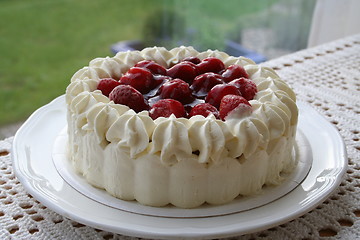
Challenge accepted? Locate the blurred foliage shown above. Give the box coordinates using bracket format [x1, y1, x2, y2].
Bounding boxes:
[141, 0, 280, 52]
[0, 0, 158, 126]
[142, 8, 186, 49]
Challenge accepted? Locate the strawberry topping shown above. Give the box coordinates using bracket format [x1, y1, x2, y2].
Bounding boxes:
[97, 78, 121, 97]
[191, 73, 224, 97]
[198, 57, 225, 74]
[119, 67, 154, 94]
[189, 103, 219, 119]
[222, 65, 249, 82]
[109, 85, 149, 112]
[149, 99, 186, 119]
[219, 95, 251, 120]
[96, 56, 257, 121]
[167, 61, 198, 84]
[205, 84, 241, 109]
[134, 60, 167, 75]
[159, 78, 194, 104]
[228, 77, 257, 101]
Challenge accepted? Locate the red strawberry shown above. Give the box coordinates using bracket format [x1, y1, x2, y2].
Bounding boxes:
[167, 61, 198, 83]
[198, 57, 225, 74]
[134, 60, 167, 75]
[97, 78, 121, 97]
[219, 95, 251, 120]
[228, 78, 257, 100]
[222, 65, 249, 82]
[159, 79, 194, 104]
[119, 67, 154, 94]
[182, 56, 201, 64]
[149, 99, 186, 119]
[205, 84, 241, 109]
[189, 103, 219, 118]
[152, 74, 172, 90]
[109, 85, 149, 112]
[191, 72, 224, 97]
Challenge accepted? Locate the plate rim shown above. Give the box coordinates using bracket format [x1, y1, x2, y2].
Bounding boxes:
[12, 95, 348, 239]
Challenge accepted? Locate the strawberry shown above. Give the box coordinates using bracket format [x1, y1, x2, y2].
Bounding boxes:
[191, 72, 224, 97]
[159, 79, 194, 104]
[152, 75, 172, 91]
[197, 57, 225, 74]
[205, 84, 241, 109]
[222, 65, 249, 82]
[134, 60, 167, 75]
[189, 103, 219, 118]
[167, 61, 198, 83]
[182, 56, 201, 64]
[228, 78, 257, 100]
[219, 95, 251, 120]
[149, 99, 186, 119]
[96, 78, 121, 97]
[119, 67, 154, 94]
[109, 85, 149, 112]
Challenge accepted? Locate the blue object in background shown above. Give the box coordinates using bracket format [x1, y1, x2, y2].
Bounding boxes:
[224, 40, 267, 63]
[110, 40, 144, 54]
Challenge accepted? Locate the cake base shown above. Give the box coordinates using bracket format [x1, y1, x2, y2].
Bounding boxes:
[53, 127, 312, 218]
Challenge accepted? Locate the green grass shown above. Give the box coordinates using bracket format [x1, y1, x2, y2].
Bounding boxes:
[0, 0, 160, 126]
[0, 0, 276, 126]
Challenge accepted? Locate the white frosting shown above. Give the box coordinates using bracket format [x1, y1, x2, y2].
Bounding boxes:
[188, 115, 231, 164]
[106, 110, 155, 158]
[150, 115, 192, 165]
[65, 46, 298, 208]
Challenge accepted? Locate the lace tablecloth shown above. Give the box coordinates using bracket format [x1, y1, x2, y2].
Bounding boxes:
[1, 34, 359, 240]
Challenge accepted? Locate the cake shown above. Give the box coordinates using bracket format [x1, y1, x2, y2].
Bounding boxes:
[65, 46, 298, 208]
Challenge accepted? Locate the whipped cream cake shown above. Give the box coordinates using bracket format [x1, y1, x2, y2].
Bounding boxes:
[65, 46, 298, 208]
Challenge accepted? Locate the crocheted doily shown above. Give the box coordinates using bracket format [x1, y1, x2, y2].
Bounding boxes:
[1, 34, 359, 239]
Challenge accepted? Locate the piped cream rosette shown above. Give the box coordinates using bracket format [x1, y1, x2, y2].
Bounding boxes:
[65, 46, 298, 208]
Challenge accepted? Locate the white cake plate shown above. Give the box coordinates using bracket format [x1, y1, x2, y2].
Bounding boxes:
[12, 95, 347, 239]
